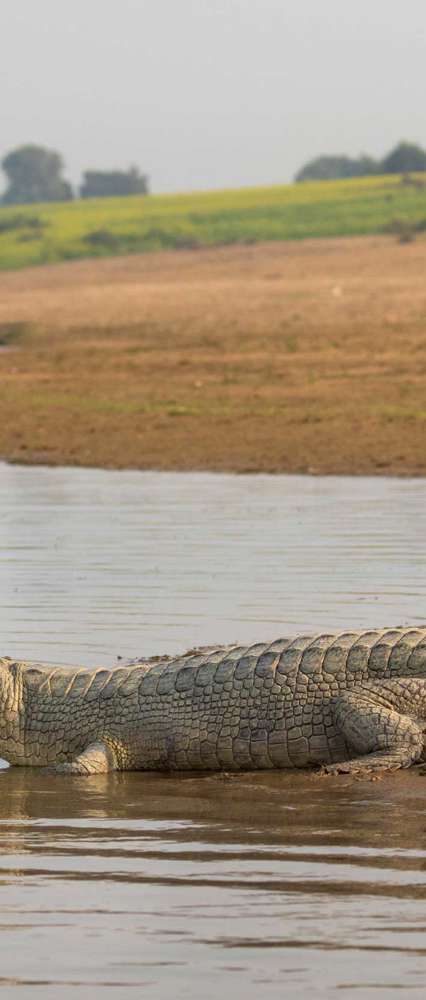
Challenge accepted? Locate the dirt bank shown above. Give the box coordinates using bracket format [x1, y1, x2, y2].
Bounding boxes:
[0, 235, 425, 475]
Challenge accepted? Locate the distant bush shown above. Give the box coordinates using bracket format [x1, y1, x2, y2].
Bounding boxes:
[142, 228, 200, 250]
[296, 141, 426, 183]
[84, 228, 121, 249]
[80, 167, 149, 199]
[381, 142, 426, 174]
[295, 155, 379, 183]
[400, 173, 426, 190]
[383, 214, 426, 243]
[0, 213, 46, 234]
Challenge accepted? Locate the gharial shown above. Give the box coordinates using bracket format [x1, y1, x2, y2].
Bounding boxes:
[2, 626, 426, 776]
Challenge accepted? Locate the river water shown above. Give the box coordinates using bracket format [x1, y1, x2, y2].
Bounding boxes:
[0, 464, 426, 998]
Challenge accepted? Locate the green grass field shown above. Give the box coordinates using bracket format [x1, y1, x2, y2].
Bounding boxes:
[0, 173, 425, 270]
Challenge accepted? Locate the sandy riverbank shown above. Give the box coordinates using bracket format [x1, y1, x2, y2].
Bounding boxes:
[0, 235, 425, 475]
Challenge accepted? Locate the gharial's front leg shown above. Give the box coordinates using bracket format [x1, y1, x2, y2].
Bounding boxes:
[323, 684, 424, 775]
[50, 741, 118, 775]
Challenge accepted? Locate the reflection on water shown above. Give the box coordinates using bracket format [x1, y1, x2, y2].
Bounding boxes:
[0, 464, 425, 665]
[0, 768, 426, 998]
[0, 464, 426, 997]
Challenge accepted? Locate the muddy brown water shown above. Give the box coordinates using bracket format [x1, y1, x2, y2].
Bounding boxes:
[0, 465, 426, 998]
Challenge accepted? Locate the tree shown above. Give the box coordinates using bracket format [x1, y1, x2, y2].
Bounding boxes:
[80, 167, 149, 199]
[295, 141, 426, 183]
[381, 142, 426, 174]
[1, 145, 73, 204]
[295, 154, 378, 183]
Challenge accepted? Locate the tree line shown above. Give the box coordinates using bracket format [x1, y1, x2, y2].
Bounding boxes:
[0, 144, 149, 205]
[295, 142, 426, 182]
[2, 140, 426, 206]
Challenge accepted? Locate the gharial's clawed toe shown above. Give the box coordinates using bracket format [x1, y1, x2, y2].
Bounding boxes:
[322, 762, 354, 775]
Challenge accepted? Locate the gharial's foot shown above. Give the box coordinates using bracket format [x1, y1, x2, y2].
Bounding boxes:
[320, 751, 408, 776]
[47, 741, 117, 775]
[319, 762, 387, 782]
[318, 761, 384, 776]
[321, 762, 359, 775]
[48, 761, 93, 775]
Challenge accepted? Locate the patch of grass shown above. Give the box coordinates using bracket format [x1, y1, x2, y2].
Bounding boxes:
[377, 404, 426, 423]
[20, 391, 149, 416]
[7, 389, 206, 419]
[282, 334, 299, 352]
[0, 321, 34, 346]
[164, 403, 200, 416]
[1, 174, 426, 269]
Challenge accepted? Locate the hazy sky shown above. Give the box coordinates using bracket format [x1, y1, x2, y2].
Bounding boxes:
[2, 0, 426, 194]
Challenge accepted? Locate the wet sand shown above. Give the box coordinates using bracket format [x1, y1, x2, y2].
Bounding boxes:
[1, 235, 426, 475]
